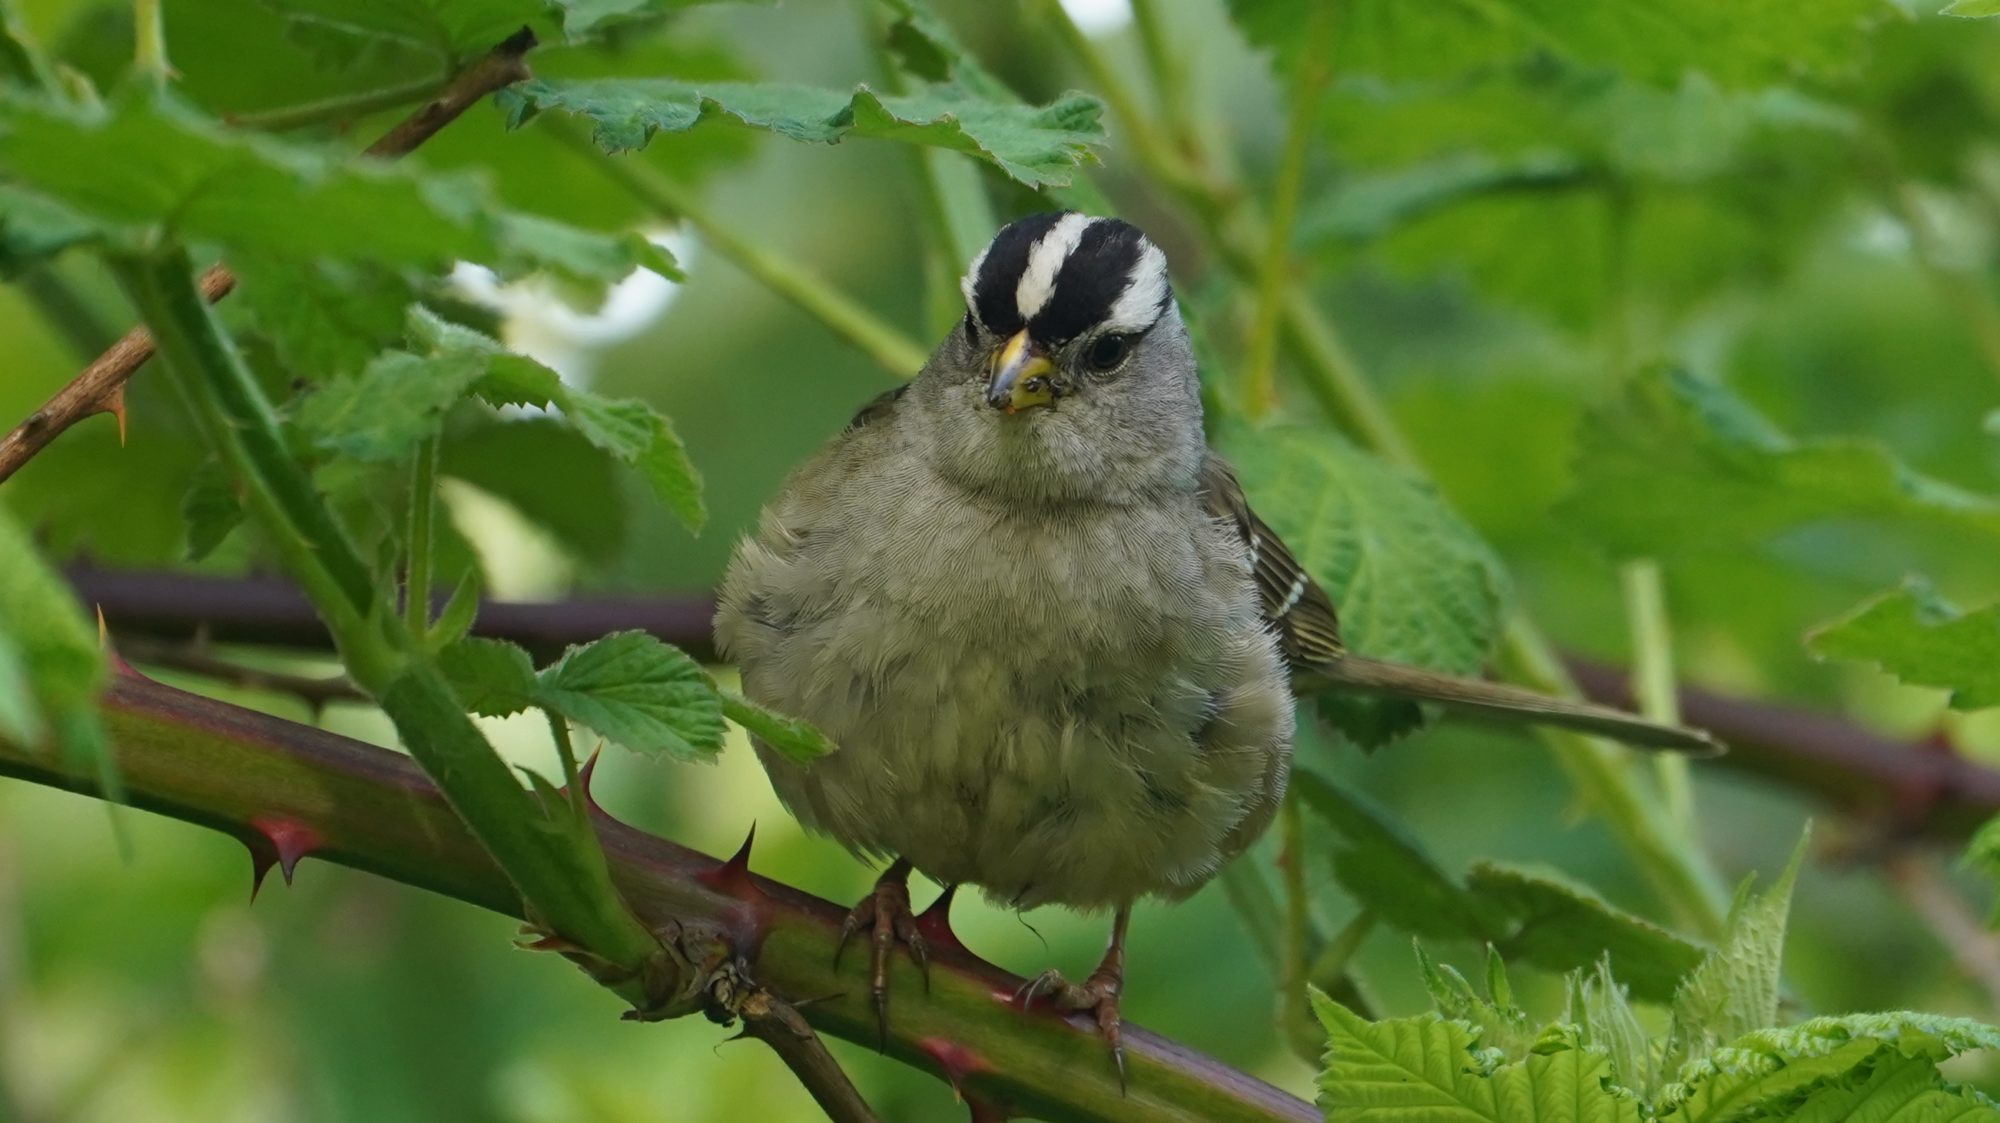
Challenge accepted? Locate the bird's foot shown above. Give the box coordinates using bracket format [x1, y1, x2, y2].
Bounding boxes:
[1015, 962, 1125, 1089]
[833, 858, 928, 1049]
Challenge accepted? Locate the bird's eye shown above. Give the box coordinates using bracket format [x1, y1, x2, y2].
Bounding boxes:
[1085, 333, 1130, 372]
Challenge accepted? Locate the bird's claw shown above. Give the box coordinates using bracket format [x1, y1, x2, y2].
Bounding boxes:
[833, 859, 928, 1050]
[1013, 965, 1125, 1090]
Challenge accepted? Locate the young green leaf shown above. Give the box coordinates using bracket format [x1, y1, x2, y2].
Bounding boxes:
[1466, 862, 1704, 1005]
[535, 632, 724, 762]
[1413, 943, 1535, 1060]
[1564, 368, 2000, 557]
[1312, 989, 1644, 1122]
[1944, 0, 2000, 16]
[719, 689, 835, 764]
[231, 256, 419, 379]
[1665, 832, 1807, 1071]
[1217, 425, 1508, 745]
[181, 458, 244, 563]
[1807, 578, 2000, 710]
[295, 349, 489, 462]
[438, 636, 539, 717]
[499, 78, 1104, 187]
[1663, 1013, 2000, 1123]
[1574, 959, 1657, 1097]
[1292, 771, 1496, 938]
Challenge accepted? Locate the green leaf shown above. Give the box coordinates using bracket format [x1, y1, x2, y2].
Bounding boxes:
[878, 0, 1010, 100]
[412, 309, 704, 531]
[294, 349, 488, 462]
[1414, 944, 1535, 1060]
[1572, 959, 1657, 1097]
[261, 0, 545, 60]
[1787, 1054, 2000, 1123]
[181, 458, 244, 563]
[1293, 771, 1495, 938]
[438, 636, 539, 717]
[1944, 0, 2000, 16]
[499, 78, 1104, 187]
[1312, 990, 1644, 1123]
[231, 256, 418, 379]
[0, 90, 673, 287]
[719, 688, 835, 764]
[1665, 1013, 2000, 1123]
[1466, 862, 1705, 1005]
[490, 212, 682, 296]
[427, 570, 484, 649]
[0, 184, 93, 276]
[1231, 0, 1884, 88]
[1217, 425, 1508, 744]
[0, 631, 37, 746]
[0, 509, 113, 791]
[535, 631, 724, 761]
[1666, 832, 1807, 1071]
[441, 417, 627, 563]
[1807, 579, 2000, 710]
[1563, 368, 2000, 557]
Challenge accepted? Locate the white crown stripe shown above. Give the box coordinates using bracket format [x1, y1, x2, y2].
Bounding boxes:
[1015, 213, 1096, 323]
[1104, 240, 1169, 335]
[959, 241, 993, 328]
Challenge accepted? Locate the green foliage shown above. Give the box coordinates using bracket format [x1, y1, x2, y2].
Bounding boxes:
[442, 631, 724, 762]
[261, 0, 548, 61]
[1563, 367, 2000, 557]
[0, 509, 111, 785]
[1233, 0, 1885, 87]
[719, 689, 835, 764]
[1295, 772, 1702, 1002]
[1317, 876, 2000, 1123]
[1808, 579, 2000, 709]
[500, 78, 1104, 187]
[1219, 426, 1507, 743]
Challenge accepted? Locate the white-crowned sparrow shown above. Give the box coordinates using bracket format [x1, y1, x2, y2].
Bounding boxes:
[714, 212, 1711, 1073]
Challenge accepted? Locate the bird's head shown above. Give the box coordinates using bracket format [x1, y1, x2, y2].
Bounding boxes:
[911, 212, 1205, 504]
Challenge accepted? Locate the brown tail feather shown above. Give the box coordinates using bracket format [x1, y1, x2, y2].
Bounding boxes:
[1299, 655, 1723, 755]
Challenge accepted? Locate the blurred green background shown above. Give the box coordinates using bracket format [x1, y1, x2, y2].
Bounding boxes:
[6, 0, 2000, 1119]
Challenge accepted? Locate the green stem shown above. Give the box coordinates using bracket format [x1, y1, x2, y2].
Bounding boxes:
[1045, 16, 1729, 938]
[1623, 560, 1692, 832]
[228, 74, 445, 133]
[548, 711, 584, 817]
[132, 0, 168, 91]
[1, 673, 1319, 1123]
[1240, 1, 1333, 421]
[1307, 910, 1375, 989]
[550, 123, 930, 377]
[1128, 0, 1191, 134]
[106, 243, 666, 995]
[406, 438, 438, 635]
[1277, 793, 1313, 1057]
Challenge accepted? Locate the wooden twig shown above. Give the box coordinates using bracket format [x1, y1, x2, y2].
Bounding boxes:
[734, 987, 883, 1123]
[0, 28, 538, 484]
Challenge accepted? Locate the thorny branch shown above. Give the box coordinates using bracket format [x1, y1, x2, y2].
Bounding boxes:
[0, 28, 538, 484]
[0, 671, 1315, 1123]
[69, 565, 2000, 846]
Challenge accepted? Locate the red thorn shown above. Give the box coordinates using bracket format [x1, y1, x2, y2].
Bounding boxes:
[915, 883, 969, 959]
[574, 748, 606, 815]
[696, 822, 760, 899]
[520, 932, 583, 954]
[95, 608, 146, 680]
[918, 1037, 992, 1101]
[247, 816, 322, 899]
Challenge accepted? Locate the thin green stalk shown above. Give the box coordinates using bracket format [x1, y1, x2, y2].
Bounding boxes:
[229, 74, 444, 133]
[1623, 560, 1692, 832]
[550, 123, 929, 377]
[1128, 0, 1191, 134]
[132, 0, 167, 91]
[107, 244, 667, 994]
[405, 438, 438, 635]
[1307, 911, 1375, 990]
[1240, 1, 1334, 421]
[1278, 793, 1312, 1053]
[1045, 17, 1730, 938]
[548, 712, 584, 817]
[1038, 0, 1208, 200]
